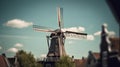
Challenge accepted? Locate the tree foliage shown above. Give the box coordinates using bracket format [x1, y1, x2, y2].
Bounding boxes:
[55, 56, 75, 67]
[16, 50, 42, 67]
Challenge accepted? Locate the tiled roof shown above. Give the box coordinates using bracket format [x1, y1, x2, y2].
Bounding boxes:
[74, 58, 87, 67]
[92, 52, 100, 59]
[109, 37, 120, 56]
[0, 55, 10, 67]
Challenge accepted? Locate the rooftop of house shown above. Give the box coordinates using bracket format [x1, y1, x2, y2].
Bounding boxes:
[109, 37, 120, 55]
[92, 52, 100, 60]
[0, 54, 10, 67]
[74, 57, 87, 67]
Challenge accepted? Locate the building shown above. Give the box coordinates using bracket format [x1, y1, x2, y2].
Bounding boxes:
[86, 51, 100, 67]
[0, 53, 10, 67]
[74, 57, 87, 67]
[109, 37, 120, 56]
[8, 56, 20, 67]
[108, 37, 120, 67]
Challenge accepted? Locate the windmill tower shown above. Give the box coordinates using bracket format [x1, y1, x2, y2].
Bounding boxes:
[33, 7, 87, 61]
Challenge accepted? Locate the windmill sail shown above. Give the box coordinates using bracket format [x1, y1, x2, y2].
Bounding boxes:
[64, 31, 87, 39]
[58, 7, 63, 30]
[33, 25, 54, 32]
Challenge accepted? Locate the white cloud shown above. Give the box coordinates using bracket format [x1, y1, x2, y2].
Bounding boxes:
[87, 35, 94, 40]
[62, 26, 85, 32]
[40, 54, 47, 58]
[5, 19, 33, 28]
[0, 35, 30, 39]
[78, 27, 85, 32]
[7, 47, 18, 53]
[68, 41, 74, 44]
[94, 31, 101, 36]
[0, 46, 2, 50]
[14, 43, 23, 48]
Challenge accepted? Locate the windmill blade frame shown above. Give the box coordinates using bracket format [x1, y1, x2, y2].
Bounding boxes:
[58, 7, 64, 31]
[64, 31, 87, 39]
[33, 25, 53, 30]
[65, 31, 87, 35]
[33, 25, 55, 32]
[33, 28, 55, 32]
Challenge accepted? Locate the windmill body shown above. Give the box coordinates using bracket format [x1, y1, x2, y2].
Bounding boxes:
[47, 31, 66, 61]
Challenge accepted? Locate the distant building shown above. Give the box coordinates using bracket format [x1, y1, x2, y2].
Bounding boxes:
[109, 37, 120, 56]
[0, 53, 10, 67]
[86, 51, 100, 67]
[74, 57, 87, 67]
[108, 37, 120, 67]
[0, 53, 20, 67]
[8, 56, 20, 67]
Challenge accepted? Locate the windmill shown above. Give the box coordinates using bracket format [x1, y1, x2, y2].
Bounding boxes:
[33, 7, 87, 61]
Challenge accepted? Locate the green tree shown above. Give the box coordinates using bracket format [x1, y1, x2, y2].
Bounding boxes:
[16, 50, 42, 67]
[55, 56, 75, 67]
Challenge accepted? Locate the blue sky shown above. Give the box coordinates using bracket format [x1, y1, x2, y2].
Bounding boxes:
[0, 0, 119, 59]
